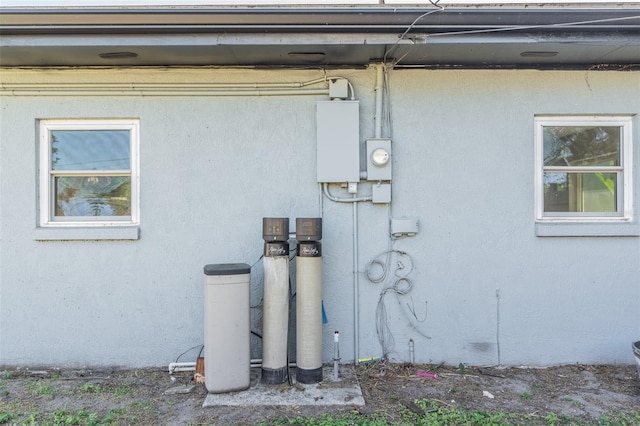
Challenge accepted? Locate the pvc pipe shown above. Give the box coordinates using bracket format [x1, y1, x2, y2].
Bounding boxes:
[168, 362, 196, 373]
[374, 64, 384, 139]
[2, 78, 328, 91]
[353, 198, 359, 365]
[0, 79, 333, 97]
[333, 331, 341, 381]
[0, 88, 330, 97]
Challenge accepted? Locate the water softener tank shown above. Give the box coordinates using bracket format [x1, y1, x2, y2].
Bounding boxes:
[296, 218, 323, 383]
[261, 218, 290, 384]
[203, 263, 251, 393]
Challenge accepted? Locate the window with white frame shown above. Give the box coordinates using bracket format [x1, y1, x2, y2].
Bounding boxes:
[535, 115, 632, 222]
[39, 119, 139, 227]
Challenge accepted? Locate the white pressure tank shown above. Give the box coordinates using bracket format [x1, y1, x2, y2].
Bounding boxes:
[203, 263, 251, 393]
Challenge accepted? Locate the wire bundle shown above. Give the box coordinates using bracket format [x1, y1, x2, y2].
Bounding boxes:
[367, 250, 428, 360]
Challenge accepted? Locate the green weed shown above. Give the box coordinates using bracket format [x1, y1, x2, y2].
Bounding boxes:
[79, 382, 102, 394]
[0, 411, 15, 424]
[598, 411, 640, 426]
[114, 384, 132, 397]
[27, 379, 55, 397]
[257, 401, 640, 426]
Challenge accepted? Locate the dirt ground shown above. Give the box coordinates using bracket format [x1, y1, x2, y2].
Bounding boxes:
[1, 362, 639, 425]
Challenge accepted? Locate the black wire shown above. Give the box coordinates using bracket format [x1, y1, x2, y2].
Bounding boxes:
[174, 344, 204, 363]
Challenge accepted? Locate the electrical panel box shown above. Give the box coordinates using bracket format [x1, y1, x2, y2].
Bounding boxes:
[372, 183, 391, 204]
[366, 139, 392, 181]
[316, 101, 360, 183]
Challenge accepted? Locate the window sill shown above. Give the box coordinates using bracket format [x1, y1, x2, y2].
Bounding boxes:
[535, 221, 640, 237]
[34, 226, 140, 241]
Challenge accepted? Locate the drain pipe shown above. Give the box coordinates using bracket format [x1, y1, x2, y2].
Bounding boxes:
[168, 362, 196, 373]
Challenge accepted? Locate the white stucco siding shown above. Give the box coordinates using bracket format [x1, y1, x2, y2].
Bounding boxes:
[0, 67, 638, 368]
[386, 69, 640, 366]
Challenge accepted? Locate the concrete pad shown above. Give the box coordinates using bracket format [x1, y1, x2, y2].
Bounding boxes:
[203, 365, 365, 407]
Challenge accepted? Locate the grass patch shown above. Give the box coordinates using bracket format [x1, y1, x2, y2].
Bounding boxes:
[113, 384, 132, 398]
[26, 380, 55, 398]
[257, 402, 640, 426]
[0, 411, 16, 424]
[51, 408, 100, 425]
[0, 407, 136, 426]
[79, 383, 102, 394]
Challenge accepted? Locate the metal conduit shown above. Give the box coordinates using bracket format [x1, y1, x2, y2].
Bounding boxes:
[1, 79, 327, 90]
[0, 87, 330, 97]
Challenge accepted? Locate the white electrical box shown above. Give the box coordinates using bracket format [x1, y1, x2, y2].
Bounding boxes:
[316, 101, 360, 183]
[390, 217, 419, 237]
[366, 139, 392, 181]
[372, 183, 391, 204]
[329, 79, 349, 99]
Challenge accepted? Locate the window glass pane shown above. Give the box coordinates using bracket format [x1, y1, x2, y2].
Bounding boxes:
[51, 130, 131, 171]
[543, 126, 620, 167]
[543, 172, 617, 213]
[54, 176, 131, 217]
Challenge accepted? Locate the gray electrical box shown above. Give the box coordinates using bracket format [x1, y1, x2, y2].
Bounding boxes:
[316, 101, 360, 183]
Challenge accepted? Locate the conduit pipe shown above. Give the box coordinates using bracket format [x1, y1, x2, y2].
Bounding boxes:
[0, 88, 330, 97]
[321, 65, 386, 365]
[353, 198, 359, 365]
[374, 64, 384, 139]
[2, 79, 327, 90]
[0, 77, 339, 97]
[321, 183, 367, 366]
[370, 64, 388, 364]
[322, 183, 372, 203]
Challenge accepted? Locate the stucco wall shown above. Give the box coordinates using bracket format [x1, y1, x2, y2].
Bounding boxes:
[0, 67, 638, 368]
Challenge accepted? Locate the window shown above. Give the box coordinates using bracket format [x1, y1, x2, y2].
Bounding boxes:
[39, 119, 139, 227]
[535, 116, 632, 223]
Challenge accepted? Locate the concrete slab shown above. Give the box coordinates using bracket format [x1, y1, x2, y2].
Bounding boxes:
[203, 365, 364, 408]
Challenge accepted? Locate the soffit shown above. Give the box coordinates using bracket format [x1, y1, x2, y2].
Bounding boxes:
[1, 7, 639, 68]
